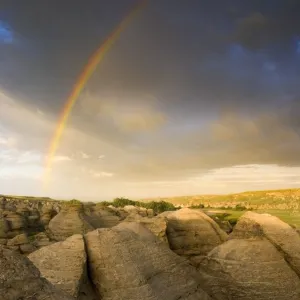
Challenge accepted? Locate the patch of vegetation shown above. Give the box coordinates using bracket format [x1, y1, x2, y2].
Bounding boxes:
[190, 204, 205, 209]
[108, 197, 177, 214]
[234, 204, 248, 211]
[95, 201, 112, 207]
[65, 199, 82, 205]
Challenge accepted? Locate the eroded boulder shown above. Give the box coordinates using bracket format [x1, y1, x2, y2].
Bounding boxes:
[198, 238, 300, 300]
[124, 213, 168, 243]
[48, 204, 94, 241]
[165, 208, 227, 263]
[84, 223, 212, 300]
[28, 234, 93, 298]
[230, 211, 300, 277]
[0, 245, 74, 299]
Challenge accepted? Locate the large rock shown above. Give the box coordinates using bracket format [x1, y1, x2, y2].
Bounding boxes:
[124, 213, 168, 243]
[48, 204, 94, 241]
[165, 208, 227, 262]
[230, 211, 300, 277]
[7, 233, 29, 246]
[84, 223, 212, 300]
[0, 245, 74, 299]
[0, 217, 9, 238]
[198, 238, 300, 299]
[31, 232, 54, 248]
[3, 211, 27, 237]
[28, 234, 95, 299]
[84, 207, 121, 228]
[40, 207, 57, 226]
[123, 205, 153, 217]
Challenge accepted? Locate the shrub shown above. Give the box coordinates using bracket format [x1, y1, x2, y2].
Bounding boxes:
[235, 204, 247, 211]
[96, 201, 111, 207]
[190, 204, 205, 209]
[143, 201, 177, 214]
[109, 197, 176, 214]
[112, 197, 136, 207]
[66, 199, 82, 205]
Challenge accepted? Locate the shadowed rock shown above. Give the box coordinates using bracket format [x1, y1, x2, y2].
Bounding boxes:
[84, 207, 121, 228]
[0, 245, 74, 299]
[48, 204, 94, 241]
[165, 208, 227, 264]
[124, 213, 168, 243]
[230, 211, 300, 277]
[198, 238, 300, 300]
[84, 223, 212, 300]
[2, 211, 27, 238]
[28, 234, 97, 299]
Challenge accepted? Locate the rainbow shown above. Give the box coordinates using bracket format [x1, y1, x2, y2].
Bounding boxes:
[43, 0, 148, 188]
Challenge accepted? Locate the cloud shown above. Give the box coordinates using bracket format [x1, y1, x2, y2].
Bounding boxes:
[233, 2, 300, 50]
[89, 170, 114, 178]
[1, 2, 300, 199]
[52, 155, 72, 162]
[0, 21, 13, 44]
[233, 12, 272, 50]
[80, 151, 91, 159]
[79, 94, 166, 133]
[0, 149, 42, 164]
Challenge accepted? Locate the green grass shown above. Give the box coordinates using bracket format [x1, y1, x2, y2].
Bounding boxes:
[203, 208, 300, 227]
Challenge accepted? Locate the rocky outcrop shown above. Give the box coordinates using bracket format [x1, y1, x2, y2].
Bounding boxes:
[165, 208, 227, 264]
[123, 205, 154, 217]
[124, 213, 168, 243]
[230, 211, 300, 277]
[2, 211, 27, 238]
[0, 215, 9, 238]
[84, 223, 212, 300]
[5, 233, 36, 254]
[28, 234, 96, 299]
[198, 238, 300, 299]
[209, 215, 233, 234]
[40, 207, 58, 226]
[84, 206, 121, 228]
[48, 204, 94, 241]
[31, 232, 54, 248]
[0, 245, 74, 299]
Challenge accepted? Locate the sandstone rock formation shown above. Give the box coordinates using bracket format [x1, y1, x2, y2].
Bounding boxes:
[165, 208, 227, 264]
[31, 231, 54, 248]
[48, 204, 94, 241]
[124, 213, 168, 243]
[6, 233, 37, 254]
[230, 211, 300, 277]
[198, 238, 300, 300]
[84, 223, 212, 300]
[2, 211, 27, 238]
[0, 245, 74, 299]
[123, 205, 154, 217]
[28, 234, 96, 299]
[84, 206, 121, 228]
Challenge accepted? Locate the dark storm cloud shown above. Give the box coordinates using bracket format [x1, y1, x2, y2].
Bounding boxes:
[233, 0, 300, 51]
[1, 0, 299, 118]
[1, 0, 300, 185]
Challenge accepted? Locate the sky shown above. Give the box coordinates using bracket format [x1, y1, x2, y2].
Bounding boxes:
[1, 0, 300, 200]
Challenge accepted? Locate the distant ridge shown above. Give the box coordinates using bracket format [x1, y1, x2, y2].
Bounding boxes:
[139, 188, 300, 210]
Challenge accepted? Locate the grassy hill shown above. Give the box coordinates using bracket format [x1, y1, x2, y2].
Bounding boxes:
[140, 188, 300, 210]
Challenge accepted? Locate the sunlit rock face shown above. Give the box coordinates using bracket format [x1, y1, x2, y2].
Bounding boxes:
[28, 234, 97, 299]
[84, 223, 212, 300]
[47, 204, 94, 241]
[165, 208, 227, 265]
[0, 245, 75, 300]
[229, 211, 300, 277]
[198, 238, 300, 300]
